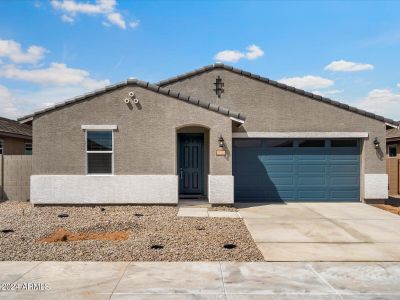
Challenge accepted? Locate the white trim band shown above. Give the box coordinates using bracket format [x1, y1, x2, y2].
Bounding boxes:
[233, 132, 369, 138]
[31, 175, 178, 204]
[364, 174, 388, 199]
[230, 117, 245, 124]
[208, 175, 234, 204]
[81, 125, 118, 130]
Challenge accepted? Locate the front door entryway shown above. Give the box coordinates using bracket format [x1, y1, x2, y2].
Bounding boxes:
[178, 133, 204, 195]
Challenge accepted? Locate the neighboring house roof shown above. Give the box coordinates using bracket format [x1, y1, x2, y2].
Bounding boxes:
[0, 116, 32, 138]
[387, 127, 400, 141]
[156, 63, 400, 127]
[18, 79, 246, 123]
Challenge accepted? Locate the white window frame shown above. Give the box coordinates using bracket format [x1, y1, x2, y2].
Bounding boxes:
[85, 130, 114, 176]
[0, 139, 3, 154]
[388, 144, 397, 157]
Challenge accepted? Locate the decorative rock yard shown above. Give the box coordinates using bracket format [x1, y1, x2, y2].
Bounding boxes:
[0, 201, 263, 262]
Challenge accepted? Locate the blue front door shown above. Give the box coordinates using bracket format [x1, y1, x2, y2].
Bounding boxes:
[179, 134, 204, 194]
[233, 139, 360, 202]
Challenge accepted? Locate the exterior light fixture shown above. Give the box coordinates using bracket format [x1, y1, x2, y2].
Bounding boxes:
[213, 76, 224, 98]
[216, 135, 226, 156]
[373, 138, 380, 149]
[219, 135, 224, 148]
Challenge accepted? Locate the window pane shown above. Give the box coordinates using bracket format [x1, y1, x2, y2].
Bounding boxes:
[0, 140, 3, 154]
[25, 143, 32, 155]
[88, 153, 112, 174]
[331, 139, 357, 147]
[389, 145, 397, 157]
[266, 139, 293, 147]
[87, 131, 112, 151]
[233, 139, 262, 148]
[298, 139, 325, 147]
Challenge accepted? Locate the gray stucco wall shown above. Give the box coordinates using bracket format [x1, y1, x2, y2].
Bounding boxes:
[162, 69, 386, 174]
[33, 85, 232, 176]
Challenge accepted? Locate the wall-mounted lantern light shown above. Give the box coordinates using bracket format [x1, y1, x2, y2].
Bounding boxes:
[373, 137, 380, 149]
[216, 135, 226, 156]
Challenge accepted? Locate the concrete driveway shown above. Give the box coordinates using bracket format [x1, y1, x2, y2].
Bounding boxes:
[237, 202, 400, 261]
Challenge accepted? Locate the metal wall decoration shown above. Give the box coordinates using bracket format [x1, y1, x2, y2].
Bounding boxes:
[213, 76, 224, 98]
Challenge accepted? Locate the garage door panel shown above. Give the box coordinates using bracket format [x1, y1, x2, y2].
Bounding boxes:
[297, 164, 326, 173]
[297, 176, 326, 186]
[269, 176, 295, 185]
[297, 155, 327, 162]
[263, 164, 294, 173]
[233, 138, 360, 202]
[329, 189, 360, 200]
[329, 164, 359, 173]
[297, 190, 327, 200]
[329, 176, 360, 186]
[330, 155, 359, 161]
[260, 154, 295, 162]
[235, 189, 295, 201]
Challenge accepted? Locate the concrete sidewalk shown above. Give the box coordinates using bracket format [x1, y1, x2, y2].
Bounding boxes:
[1, 261, 400, 299]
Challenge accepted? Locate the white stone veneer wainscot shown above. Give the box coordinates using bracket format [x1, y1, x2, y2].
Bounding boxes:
[364, 174, 388, 199]
[208, 175, 234, 204]
[31, 175, 178, 204]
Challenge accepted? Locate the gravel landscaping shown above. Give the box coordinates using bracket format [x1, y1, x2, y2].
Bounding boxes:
[0, 201, 263, 261]
[373, 204, 400, 216]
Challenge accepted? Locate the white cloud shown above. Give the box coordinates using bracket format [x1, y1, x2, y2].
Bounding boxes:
[312, 89, 343, 97]
[0, 85, 23, 118]
[0, 63, 110, 89]
[214, 50, 244, 63]
[214, 44, 264, 63]
[51, 0, 115, 14]
[0, 39, 46, 64]
[61, 14, 75, 23]
[106, 12, 125, 29]
[51, 0, 138, 29]
[129, 20, 140, 28]
[356, 89, 400, 120]
[0, 84, 109, 119]
[324, 60, 374, 72]
[397, 83, 400, 88]
[21, 86, 98, 110]
[245, 45, 264, 60]
[278, 75, 334, 90]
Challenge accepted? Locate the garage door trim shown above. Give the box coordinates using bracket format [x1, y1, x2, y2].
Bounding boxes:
[233, 132, 369, 138]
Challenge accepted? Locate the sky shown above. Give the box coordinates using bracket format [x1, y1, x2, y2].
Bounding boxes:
[0, 0, 399, 120]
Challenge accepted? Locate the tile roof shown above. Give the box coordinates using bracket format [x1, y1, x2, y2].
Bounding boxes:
[0, 116, 32, 137]
[156, 63, 400, 127]
[18, 79, 246, 122]
[387, 127, 400, 140]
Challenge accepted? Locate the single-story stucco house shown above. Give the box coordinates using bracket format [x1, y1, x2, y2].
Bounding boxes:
[0, 117, 32, 155]
[18, 63, 399, 205]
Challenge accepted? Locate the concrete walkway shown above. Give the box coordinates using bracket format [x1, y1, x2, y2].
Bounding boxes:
[1, 261, 400, 299]
[237, 202, 400, 261]
[177, 207, 240, 218]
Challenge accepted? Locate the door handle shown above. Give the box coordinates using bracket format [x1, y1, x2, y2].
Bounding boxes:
[180, 168, 183, 180]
